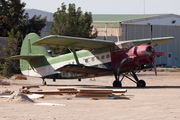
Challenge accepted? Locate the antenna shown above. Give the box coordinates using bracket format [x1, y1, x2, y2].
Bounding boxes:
[116, 30, 119, 42]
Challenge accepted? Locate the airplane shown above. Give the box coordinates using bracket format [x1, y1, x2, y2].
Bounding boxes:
[8, 33, 175, 87]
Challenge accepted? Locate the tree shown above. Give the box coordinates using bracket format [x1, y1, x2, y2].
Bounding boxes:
[0, 29, 20, 78]
[19, 15, 47, 40]
[0, 0, 27, 37]
[0, 0, 47, 78]
[0, 0, 47, 39]
[50, 3, 97, 55]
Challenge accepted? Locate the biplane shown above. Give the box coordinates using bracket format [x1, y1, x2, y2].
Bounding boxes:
[9, 33, 174, 87]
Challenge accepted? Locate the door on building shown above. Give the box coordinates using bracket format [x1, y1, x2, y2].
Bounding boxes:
[167, 52, 172, 66]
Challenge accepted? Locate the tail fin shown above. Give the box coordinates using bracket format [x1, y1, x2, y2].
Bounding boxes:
[9, 33, 50, 74]
[21, 33, 49, 56]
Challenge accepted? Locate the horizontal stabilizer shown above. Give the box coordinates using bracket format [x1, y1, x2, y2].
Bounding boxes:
[8, 55, 44, 60]
[56, 64, 114, 77]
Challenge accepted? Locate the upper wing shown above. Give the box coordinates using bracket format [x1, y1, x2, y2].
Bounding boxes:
[32, 35, 174, 49]
[127, 36, 175, 46]
[32, 35, 115, 50]
[8, 55, 44, 60]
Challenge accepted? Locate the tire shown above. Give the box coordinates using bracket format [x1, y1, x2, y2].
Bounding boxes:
[137, 80, 146, 87]
[42, 81, 47, 85]
[113, 80, 122, 87]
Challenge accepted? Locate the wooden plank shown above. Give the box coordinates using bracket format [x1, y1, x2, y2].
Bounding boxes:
[79, 89, 113, 94]
[76, 93, 111, 97]
[112, 89, 127, 93]
[57, 87, 77, 91]
[22, 85, 40, 89]
[27, 94, 45, 99]
[30, 90, 78, 95]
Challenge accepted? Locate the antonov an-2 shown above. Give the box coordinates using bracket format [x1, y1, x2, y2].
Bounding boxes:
[9, 33, 174, 87]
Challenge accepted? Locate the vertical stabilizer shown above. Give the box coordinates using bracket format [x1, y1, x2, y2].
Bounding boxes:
[21, 33, 49, 56]
[20, 33, 50, 73]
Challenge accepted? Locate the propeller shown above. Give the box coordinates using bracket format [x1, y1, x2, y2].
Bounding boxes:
[142, 25, 164, 76]
[150, 25, 158, 76]
[142, 49, 166, 76]
[142, 51, 166, 56]
[141, 25, 166, 76]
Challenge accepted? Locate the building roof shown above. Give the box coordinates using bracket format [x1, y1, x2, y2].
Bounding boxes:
[92, 14, 166, 27]
[92, 14, 165, 22]
[25, 9, 166, 23]
[25, 9, 180, 27]
[25, 9, 54, 22]
[92, 14, 180, 27]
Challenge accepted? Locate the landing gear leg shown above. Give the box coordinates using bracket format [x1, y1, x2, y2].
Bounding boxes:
[124, 71, 146, 87]
[42, 78, 47, 85]
[113, 70, 122, 88]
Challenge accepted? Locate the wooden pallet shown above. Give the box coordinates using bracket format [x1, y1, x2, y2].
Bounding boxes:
[76, 89, 127, 98]
[30, 88, 127, 98]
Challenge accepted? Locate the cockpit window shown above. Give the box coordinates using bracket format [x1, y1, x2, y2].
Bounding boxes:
[114, 44, 123, 50]
[122, 42, 134, 50]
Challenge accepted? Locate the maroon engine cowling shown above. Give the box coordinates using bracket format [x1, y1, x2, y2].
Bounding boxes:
[133, 44, 153, 66]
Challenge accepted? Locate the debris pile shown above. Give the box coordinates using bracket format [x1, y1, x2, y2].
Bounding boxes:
[0, 86, 128, 101]
[8, 91, 34, 103]
[1, 89, 14, 94]
[14, 74, 27, 80]
[0, 80, 10, 85]
[26, 86, 128, 99]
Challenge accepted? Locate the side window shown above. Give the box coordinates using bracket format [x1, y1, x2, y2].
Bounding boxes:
[113, 44, 123, 51]
[122, 43, 128, 50]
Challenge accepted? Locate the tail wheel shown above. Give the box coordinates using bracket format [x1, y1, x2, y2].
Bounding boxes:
[137, 80, 146, 87]
[113, 80, 122, 88]
[42, 80, 47, 85]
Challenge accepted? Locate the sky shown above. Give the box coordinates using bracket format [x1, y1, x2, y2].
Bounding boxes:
[21, 0, 180, 15]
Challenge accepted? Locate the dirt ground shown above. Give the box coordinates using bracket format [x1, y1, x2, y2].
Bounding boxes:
[0, 71, 180, 120]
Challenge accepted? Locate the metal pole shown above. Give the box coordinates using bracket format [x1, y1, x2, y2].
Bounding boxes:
[105, 23, 107, 40]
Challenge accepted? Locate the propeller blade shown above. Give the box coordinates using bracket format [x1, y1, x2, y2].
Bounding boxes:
[152, 56, 157, 76]
[141, 51, 152, 55]
[154, 52, 166, 56]
[150, 25, 153, 46]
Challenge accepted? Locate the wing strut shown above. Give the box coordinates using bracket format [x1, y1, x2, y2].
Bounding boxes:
[70, 45, 80, 65]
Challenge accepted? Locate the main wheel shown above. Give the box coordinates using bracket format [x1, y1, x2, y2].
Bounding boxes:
[113, 80, 122, 87]
[42, 80, 47, 85]
[137, 80, 146, 87]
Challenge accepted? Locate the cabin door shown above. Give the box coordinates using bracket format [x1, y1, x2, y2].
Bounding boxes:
[110, 44, 125, 69]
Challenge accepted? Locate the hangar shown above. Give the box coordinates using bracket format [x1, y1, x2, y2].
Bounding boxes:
[25, 9, 180, 67]
[92, 14, 180, 67]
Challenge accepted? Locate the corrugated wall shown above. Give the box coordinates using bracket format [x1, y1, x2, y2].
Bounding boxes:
[121, 24, 179, 67]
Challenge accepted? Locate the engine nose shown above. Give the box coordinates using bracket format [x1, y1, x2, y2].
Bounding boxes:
[135, 44, 153, 65]
[146, 46, 154, 62]
[136, 44, 152, 57]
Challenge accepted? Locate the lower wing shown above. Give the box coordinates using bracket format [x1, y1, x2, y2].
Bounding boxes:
[55, 64, 114, 77]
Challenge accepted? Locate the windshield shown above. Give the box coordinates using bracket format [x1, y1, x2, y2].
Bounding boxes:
[122, 42, 134, 50]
